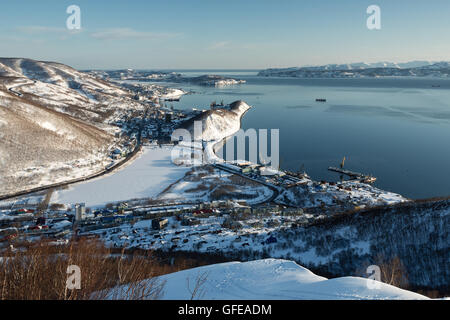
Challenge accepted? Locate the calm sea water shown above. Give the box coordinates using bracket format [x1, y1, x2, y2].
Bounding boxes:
[153, 71, 450, 199]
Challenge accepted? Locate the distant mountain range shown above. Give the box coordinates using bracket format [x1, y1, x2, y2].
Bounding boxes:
[258, 61, 450, 78]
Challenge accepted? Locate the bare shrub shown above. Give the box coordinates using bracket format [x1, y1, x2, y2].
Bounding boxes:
[376, 255, 409, 289]
[186, 271, 208, 300]
[185, 184, 209, 193]
[0, 239, 165, 300]
[210, 185, 238, 200]
[356, 255, 409, 290]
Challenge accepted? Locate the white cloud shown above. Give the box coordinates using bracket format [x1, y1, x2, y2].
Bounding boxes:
[90, 28, 180, 40]
[208, 41, 231, 50]
[15, 26, 83, 35]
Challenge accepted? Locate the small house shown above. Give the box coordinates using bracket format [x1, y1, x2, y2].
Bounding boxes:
[152, 218, 168, 230]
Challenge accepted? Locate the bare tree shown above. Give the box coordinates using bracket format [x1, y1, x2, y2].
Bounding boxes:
[186, 271, 209, 300]
[0, 239, 166, 300]
[377, 255, 409, 289]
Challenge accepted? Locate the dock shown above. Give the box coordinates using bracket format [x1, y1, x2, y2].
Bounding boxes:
[328, 167, 376, 183]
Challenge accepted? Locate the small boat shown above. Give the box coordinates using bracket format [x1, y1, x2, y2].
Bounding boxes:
[315, 98, 326, 102]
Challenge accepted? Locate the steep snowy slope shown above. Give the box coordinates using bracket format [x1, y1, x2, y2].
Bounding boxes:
[0, 58, 145, 129]
[227, 199, 449, 292]
[177, 100, 251, 163]
[0, 58, 147, 196]
[0, 58, 126, 95]
[180, 100, 251, 142]
[111, 259, 428, 300]
[0, 85, 113, 195]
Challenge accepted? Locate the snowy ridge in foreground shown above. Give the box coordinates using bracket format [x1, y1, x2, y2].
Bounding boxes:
[115, 259, 428, 300]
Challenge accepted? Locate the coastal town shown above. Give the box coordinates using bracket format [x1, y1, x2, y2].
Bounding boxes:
[0, 58, 447, 300]
[2, 0, 450, 303]
[0, 87, 406, 249]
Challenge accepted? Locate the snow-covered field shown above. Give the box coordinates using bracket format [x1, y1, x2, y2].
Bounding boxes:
[113, 259, 428, 300]
[276, 180, 407, 209]
[52, 146, 189, 207]
[158, 165, 274, 205]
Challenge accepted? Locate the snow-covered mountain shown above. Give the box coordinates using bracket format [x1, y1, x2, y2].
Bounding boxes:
[177, 100, 251, 163]
[110, 259, 428, 300]
[258, 61, 450, 78]
[0, 58, 146, 196]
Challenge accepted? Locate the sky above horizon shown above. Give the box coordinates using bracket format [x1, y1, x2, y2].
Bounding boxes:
[1, 0, 450, 69]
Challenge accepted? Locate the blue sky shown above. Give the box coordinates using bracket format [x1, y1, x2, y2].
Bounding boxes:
[1, 0, 449, 69]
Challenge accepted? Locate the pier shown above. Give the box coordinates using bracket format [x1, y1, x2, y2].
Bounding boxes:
[328, 167, 376, 183]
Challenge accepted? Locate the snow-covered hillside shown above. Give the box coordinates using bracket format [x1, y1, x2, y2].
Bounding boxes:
[0, 58, 148, 196]
[180, 100, 250, 142]
[0, 85, 114, 196]
[112, 259, 428, 300]
[276, 180, 407, 209]
[97, 197, 448, 292]
[0, 58, 145, 127]
[186, 75, 246, 87]
[177, 100, 251, 163]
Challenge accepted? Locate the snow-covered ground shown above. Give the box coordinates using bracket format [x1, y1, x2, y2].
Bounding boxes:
[188, 101, 251, 164]
[172, 101, 251, 166]
[157, 165, 274, 205]
[112, 259, 428, 300]
[0, 58, 149, 196]
[52, 146, 190, 207]
[276, 180, 407, 209]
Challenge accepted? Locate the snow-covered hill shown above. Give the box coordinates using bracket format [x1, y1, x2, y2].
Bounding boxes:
[99, 70, 246, 87]
[0, 58, 145, 126]
[177, 100, 251, 163]
[0, 58, 147, 196]
[112, 259, 428, 300]
[100, 197, 448, 293]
